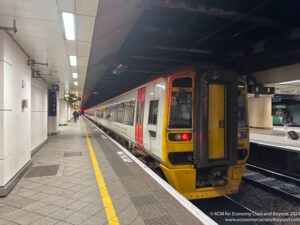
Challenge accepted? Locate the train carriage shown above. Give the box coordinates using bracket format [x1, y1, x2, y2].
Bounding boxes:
[86, 65, 249, 200]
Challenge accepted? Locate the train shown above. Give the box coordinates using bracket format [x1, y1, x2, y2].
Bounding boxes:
[85, 65, 249, 200]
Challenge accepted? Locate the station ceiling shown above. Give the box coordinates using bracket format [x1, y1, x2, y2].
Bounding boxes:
[0, 0, 98, 98]
[83, 0, 300, 109]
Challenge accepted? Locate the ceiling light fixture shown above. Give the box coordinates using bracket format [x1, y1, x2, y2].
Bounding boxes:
[62, 12, 75, 40]
[69, 56, 77, 66]
[74, 81, 78, 86]
[279, 80, 300, 85]
[72, 73, 78, 79]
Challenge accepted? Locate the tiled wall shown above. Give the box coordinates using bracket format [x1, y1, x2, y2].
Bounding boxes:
[31, 78, 48, 150]
[0, 30, 31, 186]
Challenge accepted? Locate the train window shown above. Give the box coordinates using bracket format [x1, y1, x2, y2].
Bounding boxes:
[123, 100, 135, 125]
[169, 92, 192, 128]
[117, 104, 124, 122]
[100, 108, 105, 118]
[96, 110, 101, 118]
[112, 105, 119, 122]
[172, 77, 192, 88]
[105, 107, 110, 119]
[148, 100, 158, 125]
[106, 106, 113, 119]
[238, 85, 247, 128]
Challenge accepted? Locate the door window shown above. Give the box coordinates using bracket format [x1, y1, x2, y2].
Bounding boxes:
[148, 100, 159, 125]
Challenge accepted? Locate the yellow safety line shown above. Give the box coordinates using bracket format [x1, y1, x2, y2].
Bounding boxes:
[81, 119, 120, 225]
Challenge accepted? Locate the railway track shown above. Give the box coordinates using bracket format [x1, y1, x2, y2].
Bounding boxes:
[243, 164, 300, 203]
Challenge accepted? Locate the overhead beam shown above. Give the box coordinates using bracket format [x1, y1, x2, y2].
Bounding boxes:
[136, 44, 213, 55]
[135, 26, 253, 52]
[148, 0, 290, 29]
[227, 26, 300, 72]
[129, 55, 189, 62]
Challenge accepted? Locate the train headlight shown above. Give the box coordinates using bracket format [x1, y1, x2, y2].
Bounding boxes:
[238, 131, 248, 139]
[175, 134, 182, 141]
[169, 133, 192, 142]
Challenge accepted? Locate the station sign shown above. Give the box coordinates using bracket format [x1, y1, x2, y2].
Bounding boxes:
[72, 101, 79, 108]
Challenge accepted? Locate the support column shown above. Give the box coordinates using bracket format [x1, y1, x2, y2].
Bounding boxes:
[67, 102, 73, 122]
[59, 100, 68, 126]
[248, 95, 273, 129]
[59, 87, 70, 125]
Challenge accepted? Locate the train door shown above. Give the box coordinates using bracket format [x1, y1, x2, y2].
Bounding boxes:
[208, 84, 225, 159]
[194, 75, 238, 169]
[135, 87, 145, 150]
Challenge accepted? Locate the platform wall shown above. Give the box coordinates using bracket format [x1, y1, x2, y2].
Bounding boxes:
[31, 78, 48, 151]
[0, 30, 31, 186]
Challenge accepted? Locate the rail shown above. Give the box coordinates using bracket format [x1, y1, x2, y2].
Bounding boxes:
[243, 164, 300, 203]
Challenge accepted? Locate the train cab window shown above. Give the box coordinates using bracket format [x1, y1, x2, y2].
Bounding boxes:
[148, 100, 159, 125]
[238, 85, 247, 128]
[172, 77, 192, 88]
[169, 92, 192, 128]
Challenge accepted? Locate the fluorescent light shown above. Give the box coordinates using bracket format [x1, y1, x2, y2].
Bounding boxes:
[62, 12, 75, 40]
[279, 80, 300, 85]
[74, 81, 78, 86]
[69, 56, 77, 66]
[72, 73, 78, 79]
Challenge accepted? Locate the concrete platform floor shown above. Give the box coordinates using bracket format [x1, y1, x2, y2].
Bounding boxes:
[250, 128, 300, 151]
[0, 117, 206, 225]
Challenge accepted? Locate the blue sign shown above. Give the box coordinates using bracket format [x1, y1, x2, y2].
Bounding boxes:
[48, 90, 57, 116]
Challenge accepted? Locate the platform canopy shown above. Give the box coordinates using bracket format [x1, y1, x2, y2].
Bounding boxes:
[81, 0, 300, 108]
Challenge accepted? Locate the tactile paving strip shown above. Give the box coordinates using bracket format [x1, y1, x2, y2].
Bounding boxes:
[144, 216, 177, 225]
[63, 152, 83, 157]
[25, 165, 59, 178]
[130, 194, 158, 207]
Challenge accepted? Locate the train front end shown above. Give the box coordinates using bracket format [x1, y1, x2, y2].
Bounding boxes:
[160, 68, 249, 200]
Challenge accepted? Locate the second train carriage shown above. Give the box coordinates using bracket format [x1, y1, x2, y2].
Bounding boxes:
[86, 65, 249, 199]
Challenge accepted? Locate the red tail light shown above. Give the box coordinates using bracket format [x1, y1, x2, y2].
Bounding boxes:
[181, 133, 190, 141]
[169, 133, 192, 141]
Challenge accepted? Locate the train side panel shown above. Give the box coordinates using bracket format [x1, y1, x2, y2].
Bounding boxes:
[143, 79, 167, 161]
[97, 89, 138, 144]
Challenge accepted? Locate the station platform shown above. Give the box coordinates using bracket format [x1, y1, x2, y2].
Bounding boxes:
[250, 127, 300, 152]
[0, 117, 214, 225]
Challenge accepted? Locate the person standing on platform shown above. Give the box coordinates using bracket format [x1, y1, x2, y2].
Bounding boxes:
[73, 111, 79, 123]
[282, 108, 292, 137]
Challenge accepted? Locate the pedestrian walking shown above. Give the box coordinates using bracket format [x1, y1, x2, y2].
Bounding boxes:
[73, 111, 79, 123]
